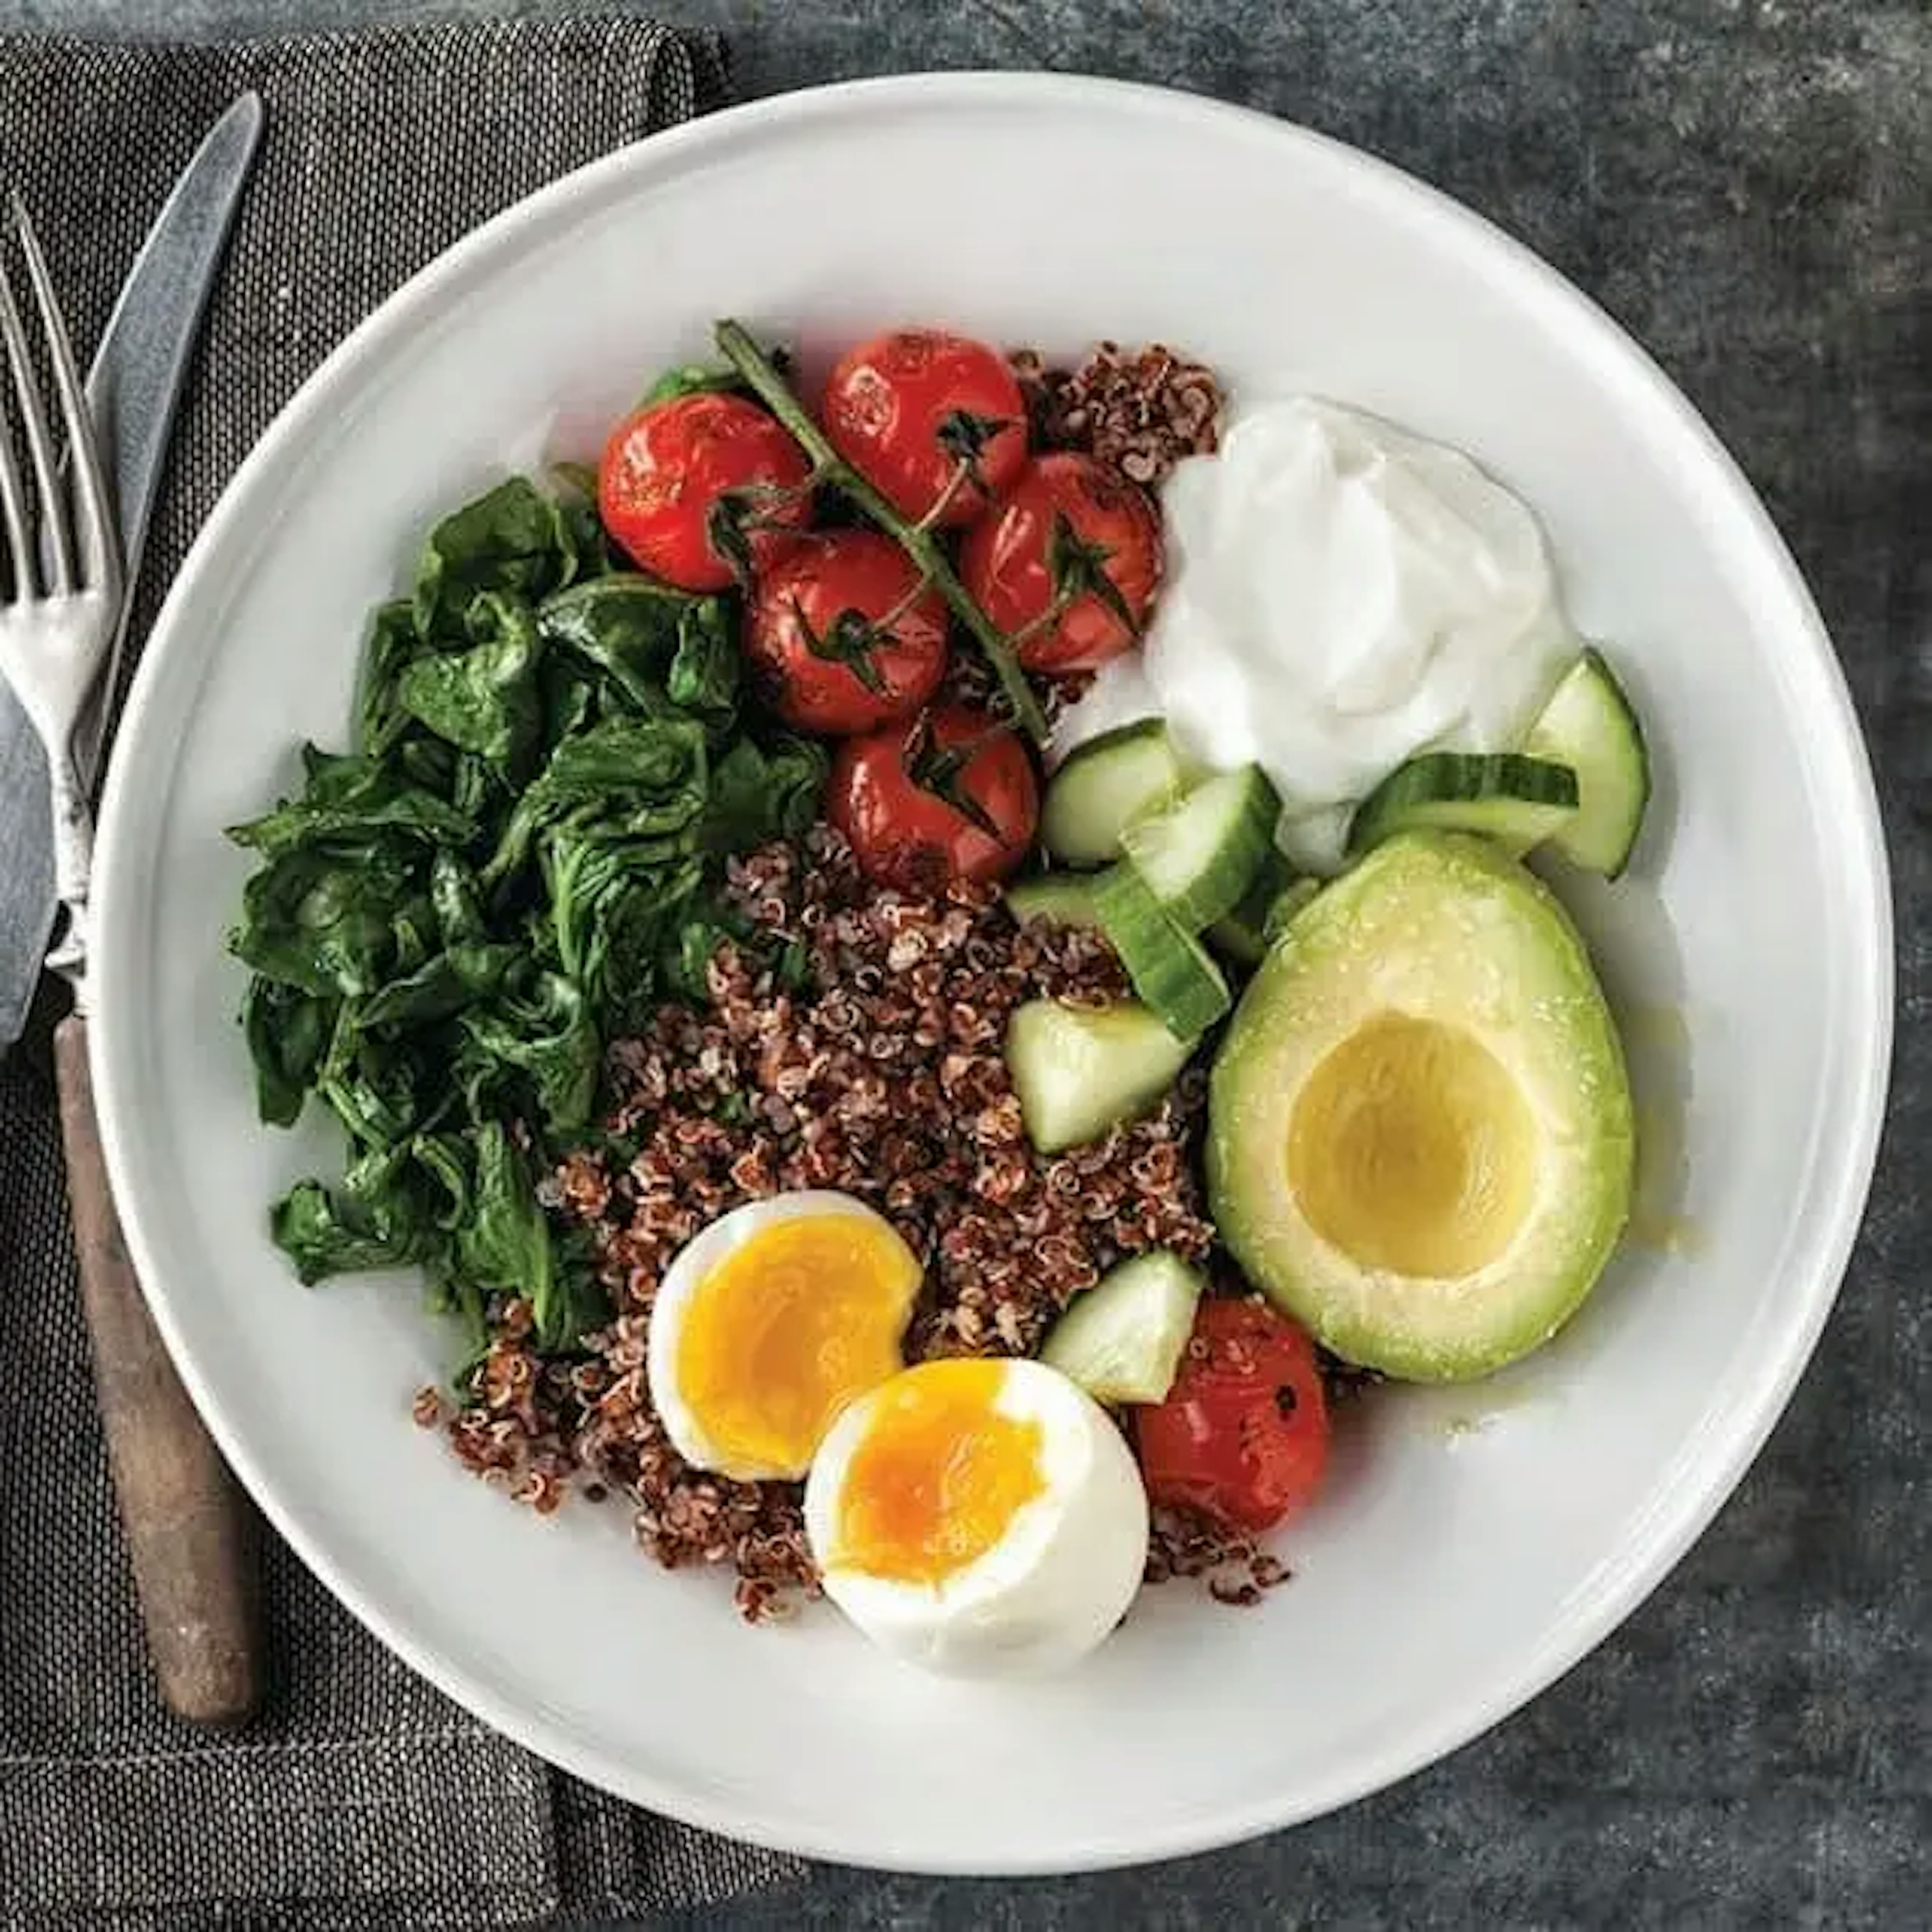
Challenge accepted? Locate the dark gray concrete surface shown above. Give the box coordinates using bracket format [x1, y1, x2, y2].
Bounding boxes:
[9, 4, 1927, 1925]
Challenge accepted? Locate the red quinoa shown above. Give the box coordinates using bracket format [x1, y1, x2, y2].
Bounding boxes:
[445, 825, 1219, 1620]
[1010, 341, 1223, 486]
[1146, 1503, 1293, 1607]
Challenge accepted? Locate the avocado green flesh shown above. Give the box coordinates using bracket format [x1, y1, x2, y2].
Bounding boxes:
[1206, 831, 1635, 1382]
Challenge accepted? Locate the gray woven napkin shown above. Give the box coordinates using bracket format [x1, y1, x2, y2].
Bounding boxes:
[0, 24, 813, 1930]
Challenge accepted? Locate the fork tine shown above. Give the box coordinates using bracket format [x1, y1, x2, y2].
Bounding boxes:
[0, 235, 73, 594]
[0, 365, 30, 595]
[10, 196, 119, 603]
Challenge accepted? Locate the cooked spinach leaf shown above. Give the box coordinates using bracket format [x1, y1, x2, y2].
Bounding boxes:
[396, 592, 543, 772]
[414, 476, 586, 639]
[480, 715, 710, 891]
[242, 977, 335, 1127]
[356, 941, 519, 1030]
[452, 1121, 603, 1349]
[637, 361, 749, 407]
[227, 762, 473, 859]
[272, 1178, 417, 1284]
[667, 596, 742, 729]
[635, 345, 791, 410]
[430, 849, 489, 946]
[460, 971, 600, 1136]
[317, 1024, 422, 1148]
[358, 601, 429, 757]
[702, 733, 830, 852]
[229, 844, 431, 999]
[229, 470, 825, 1372]
[538, 575, 687, 706]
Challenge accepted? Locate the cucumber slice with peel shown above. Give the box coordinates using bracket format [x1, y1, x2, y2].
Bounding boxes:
[1208, 848, 1303, 967]
[1004, 872, 1105, 932]
[1120, 764, 1280, 931]
[1093, 863, 1232, 1040]
[1041, 720, 1186, 867]
[1346, 752, 1579, 858]
[1263, 877, 1321, 942]
[1212, 870, 1322, 965]
[1005, 998, 1196, 1155]
[1521, 648, 1651, 878]
[1040, 1250, 1206, 1405]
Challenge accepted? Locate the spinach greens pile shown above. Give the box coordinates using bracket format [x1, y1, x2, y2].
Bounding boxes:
[228, 476, 826, 1365]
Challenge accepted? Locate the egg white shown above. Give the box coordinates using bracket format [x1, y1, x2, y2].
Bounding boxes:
[647, 1190, 919, 1483]
[802, 1357, 1150, 1680]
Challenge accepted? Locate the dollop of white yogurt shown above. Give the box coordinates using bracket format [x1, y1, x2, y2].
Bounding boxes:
[1053, 396, 1579, 870]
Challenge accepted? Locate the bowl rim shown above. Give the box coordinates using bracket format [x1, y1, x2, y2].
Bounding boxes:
[89, 69, 1895, 1873]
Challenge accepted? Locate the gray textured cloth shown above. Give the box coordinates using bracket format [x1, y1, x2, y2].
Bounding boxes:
[0, 24, 811, 1930]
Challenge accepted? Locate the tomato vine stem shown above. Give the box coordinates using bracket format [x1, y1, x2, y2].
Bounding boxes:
[713, 318, 1048, 744]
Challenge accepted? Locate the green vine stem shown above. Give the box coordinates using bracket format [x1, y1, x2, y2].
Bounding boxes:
[713, 318, 1049, 745]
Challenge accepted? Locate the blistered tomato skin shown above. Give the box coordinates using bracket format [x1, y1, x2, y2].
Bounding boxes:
[821, 329, 1030, 529]
[1134, 1297, 1331, 1534]
[960, 452, 1164, 675]
[744, 530, 950, 736]
[599, 392, 812, 592]
[828, 704, 1039, 892]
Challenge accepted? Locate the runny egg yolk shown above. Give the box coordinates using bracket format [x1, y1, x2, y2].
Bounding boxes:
[673, 1213, 915, 1475]
[828, 1360, 1046, 1587]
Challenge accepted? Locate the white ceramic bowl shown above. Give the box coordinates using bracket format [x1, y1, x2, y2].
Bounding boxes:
[90, 74, 1891, 1872]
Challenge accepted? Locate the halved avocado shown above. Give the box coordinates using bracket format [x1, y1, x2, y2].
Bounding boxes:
[1206, 831, 1634, 1381]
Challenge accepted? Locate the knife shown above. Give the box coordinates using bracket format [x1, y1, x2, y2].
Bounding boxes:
[0, 94, 264, 1049]
[3, 96, 267, 1729]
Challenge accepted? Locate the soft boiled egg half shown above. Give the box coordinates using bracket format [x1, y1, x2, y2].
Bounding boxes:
[647, 1191, 922, 1482]
[803, 1356, 1150, 1678]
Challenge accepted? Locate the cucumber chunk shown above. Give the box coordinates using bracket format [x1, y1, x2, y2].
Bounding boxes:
[1041, 720, 1186, 867]
[1004, 998, 1196, 1155]
[1346, 751, 1579, 858]
[1263, 877, 1322, 942]
[1004, 872, 1105, 932]
[1522, 648, 1651, 878]
[1207, 849, 1303, 968]
[1093, 863, 1232, 1040]
[1040, 1250, 1206, 1405]
[1120, 763, 1280, 931]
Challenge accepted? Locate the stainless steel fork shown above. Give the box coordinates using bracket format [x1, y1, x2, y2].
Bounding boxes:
[0, 193, 124, 995]
[0, 196, 259, 1726]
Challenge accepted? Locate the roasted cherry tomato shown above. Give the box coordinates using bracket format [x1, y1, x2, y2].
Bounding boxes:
[599, 391, 811, 592]
[745, 530, 950, 736]
[828, 703, 1039, 891]
[820, 328, 1029, 529]
[959, 452, 1162, 675]
[1133, 1297, 1330, 1534]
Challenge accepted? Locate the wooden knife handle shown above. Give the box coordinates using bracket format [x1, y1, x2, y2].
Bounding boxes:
[54, 1013, 262, 1727]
